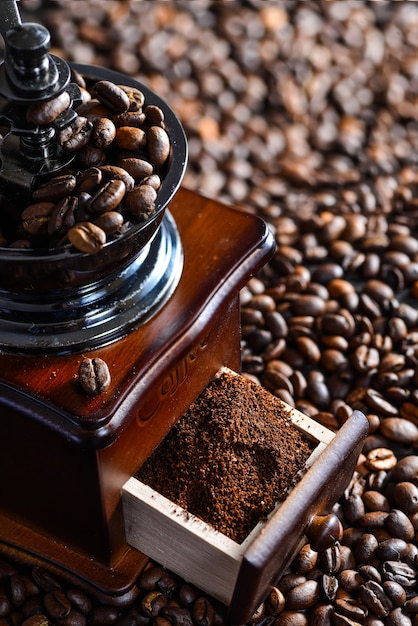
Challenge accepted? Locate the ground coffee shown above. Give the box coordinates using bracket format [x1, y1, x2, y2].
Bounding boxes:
[137, 369, 315, 544]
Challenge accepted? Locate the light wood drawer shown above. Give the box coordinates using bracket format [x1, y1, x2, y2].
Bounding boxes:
[123, 369, 368, 625]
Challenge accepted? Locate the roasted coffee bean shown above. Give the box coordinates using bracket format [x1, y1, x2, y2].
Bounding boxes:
[382, 561, 417, 587]
[147, 126, 171, 168]
[32, 174, 77, 202]
[92, 117, 116, 148]
[26, 90, 71, 126]
[383, 581, 407, 606]
[57, 116, 92, 152]
[192, 597, 215, 626]
[393, 482, 418, 515]
[21, 616, 49, 626]
[115, 126, 146, 151]
[9, 574, 26, 607]
[366, 448, 398, 471]
[142, 173, 162, 190]
[391, 457, 418, 482]
[385, 607, 412, 626]
[93, 211, 124, 235]
[162, 605, 194, 626]
[124, 184, 157, 220]
[265, 587, 285, 615]
[118, 85, 145, 111]
[359, 580, 393, 617]
[99, 165, 135, 192]
[68, 222, 106, 253]
[116, 157, 153, 181]
[77, 143, 107, 168]
[21, 202, 55, 236]
[380, 418, 418, 444]
[77, 167, 103, 193]
[319, 575, 338, 603]
[65, 589, 92, 616]
[376, 538, 409, 560]
[285, 580, 319, 610]
[112, 110, 146, 128]
[88, 179, 126, 214]
[48, 196, 77, 237]
[144, 105, 165, 127]
[385, 509, 415, 542]
[140, 591, 168, 617]
[92, 80, 130, 113]
[31, 567, 61, 593]
[44, 590, 71, 620]
[338, 570, 364, 593]
[78, 357, 110, 396]
[334, 597, 368, 621]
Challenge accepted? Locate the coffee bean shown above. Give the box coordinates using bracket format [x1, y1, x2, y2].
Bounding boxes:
[147, 126, 171, 168]
[44, 590, 71, 620]
[115, 126, 146, 151]
[21, 202, 55, 236]
[192, 597, 216, 626]
[93, 211, 124, 235]
[334, 597, 368, 621]
[92, 80, 130, 113]
[27, 91, 71, 126]
[48, 196, 77, 237]
[92, 117, 116, 148]
[382, 561, 417, 588]
[393, 482, 418, 515]
[285, 580, 319, 610]
[359, 580, 393, 617]
[99, 165, 135, 192]
[118, 85, 145, 112]
[21, 616, 49, 626]
[68, 222, 106, 253]
[57, 116, 93, 152]
[366, 448, 398, 471]
[32, 174, 77, 202]
[78, 357, 110, 395]
[88, 179, 126, 214]
[124, 184, 157, 220]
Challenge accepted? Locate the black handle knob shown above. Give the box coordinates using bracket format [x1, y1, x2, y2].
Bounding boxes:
[5, 23, 59, 97]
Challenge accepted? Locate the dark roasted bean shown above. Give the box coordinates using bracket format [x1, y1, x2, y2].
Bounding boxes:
[57, 116, 92, 152]
[32, 174, 77, 202]
[67, 222, 106, 253]
[88, 179, 126, 214]
[78, 357, 111, 395]
[124, 185, 157, 220]
[27, 91, 71, 125]
[92, 80, 130, 113]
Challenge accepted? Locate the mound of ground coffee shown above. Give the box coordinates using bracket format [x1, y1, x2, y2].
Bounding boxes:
[137, 369, 315, 544]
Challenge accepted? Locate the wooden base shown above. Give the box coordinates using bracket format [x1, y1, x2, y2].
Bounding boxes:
[0, 188, 275, 604]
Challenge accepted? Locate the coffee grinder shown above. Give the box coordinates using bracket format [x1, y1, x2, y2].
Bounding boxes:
[0, 3, 368, 624]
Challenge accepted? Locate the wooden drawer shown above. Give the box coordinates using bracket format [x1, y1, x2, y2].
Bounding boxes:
[123, 369, 368, 624]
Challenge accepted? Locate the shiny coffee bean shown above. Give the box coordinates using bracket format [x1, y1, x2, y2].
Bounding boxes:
[57, 116, 93, 151]
[78, 357, 111, 395]
[26, 90, 71, 126]
[124, 184, 157, 220]
[48, 196, 77, 237]
[88, 179, 126, 214]
[32, 174, 77, 202]
[92, 80, 131, 113]
[92, 117, 116, 148]
[21, 202, 55, 236]
[67, 222, 106, 253]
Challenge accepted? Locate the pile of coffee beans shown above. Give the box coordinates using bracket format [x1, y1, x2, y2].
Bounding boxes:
[1, 1, 416, 624]
[0, 70, 171, 252]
